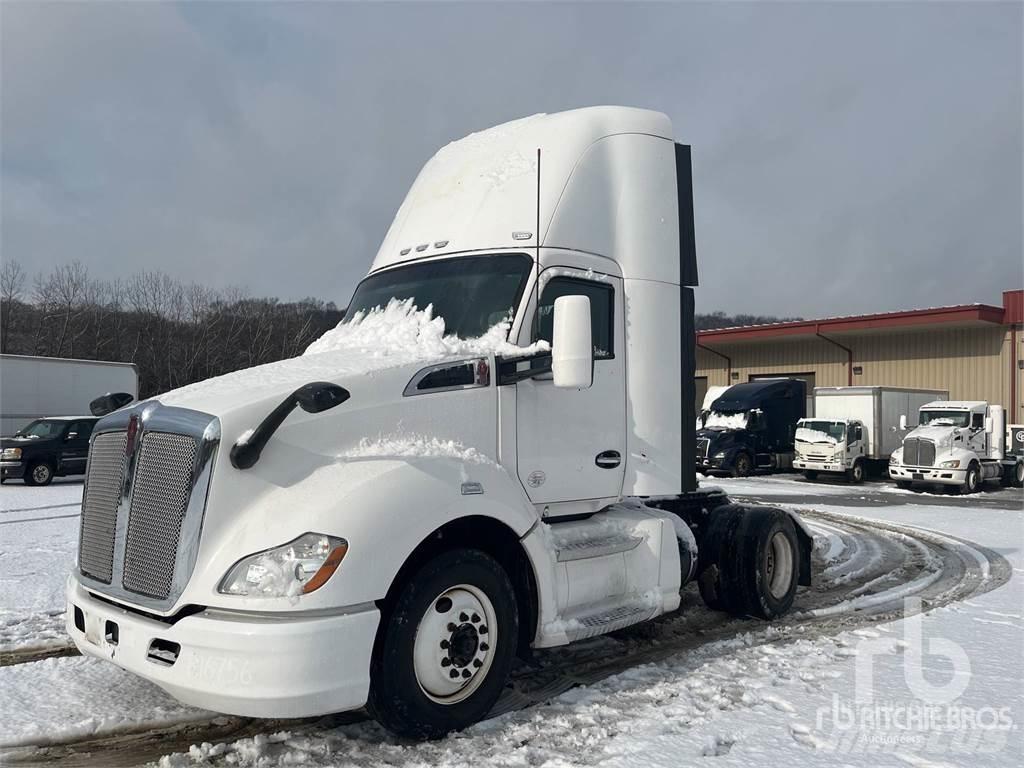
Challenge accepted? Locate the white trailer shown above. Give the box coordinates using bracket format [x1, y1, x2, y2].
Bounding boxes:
[794, 386, 946, 482]
[0, 354, 138, 436]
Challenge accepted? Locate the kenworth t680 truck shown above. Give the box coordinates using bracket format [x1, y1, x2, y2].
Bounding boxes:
[67, 107, 813, 738]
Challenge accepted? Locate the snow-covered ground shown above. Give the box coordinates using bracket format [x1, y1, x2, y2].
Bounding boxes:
[0, 476, 1020, 767]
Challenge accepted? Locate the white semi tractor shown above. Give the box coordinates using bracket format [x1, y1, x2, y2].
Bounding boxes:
[793, 386, 947, 483]
[889, 400, 1024, 492]
[66, 108, 813, 738]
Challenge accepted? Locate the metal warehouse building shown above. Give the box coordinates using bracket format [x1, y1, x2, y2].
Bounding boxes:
[695, 289, 1024, 423]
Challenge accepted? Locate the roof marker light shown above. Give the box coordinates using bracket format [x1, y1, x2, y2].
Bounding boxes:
[400, 248, 411, 256]
[434, 240, 449, 248]
[415, 243, 429, 252]
[512, 231, 532, 241]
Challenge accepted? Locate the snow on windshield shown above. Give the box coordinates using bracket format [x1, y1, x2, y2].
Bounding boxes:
[159, 299, 547, 408]
[703, 411, 748, 430]
[796, 427, 838, 445]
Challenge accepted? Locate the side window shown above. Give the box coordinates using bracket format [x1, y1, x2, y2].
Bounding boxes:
[535, 277, 614, 359]
[68, 421, 94, 440]
[971, 412, 984, 429]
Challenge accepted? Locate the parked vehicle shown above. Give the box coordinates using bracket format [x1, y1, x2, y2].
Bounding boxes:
[0, 354, 137, 436]
[889, 401, 1024, 492]
[0, 393, 135, 485]
[66, 107, 813, 739]
[696, 378, 806, 477]
[794, 386, 947, 483]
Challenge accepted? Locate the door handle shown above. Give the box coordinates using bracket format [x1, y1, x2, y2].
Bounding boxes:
[595, 450, 621, 469]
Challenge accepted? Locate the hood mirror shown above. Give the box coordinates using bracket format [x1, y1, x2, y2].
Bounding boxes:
[90, 392, 135, 417]
[295, 382, 349, 413]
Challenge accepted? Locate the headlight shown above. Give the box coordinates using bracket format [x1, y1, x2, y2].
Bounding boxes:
[218, 533, 348, 598]
[889, 454, 897, 464]
[833, 450, 844, 461]
[940, 460, 961, 469]
[1, 448, 22, 460]
[714, 452, 726, 459]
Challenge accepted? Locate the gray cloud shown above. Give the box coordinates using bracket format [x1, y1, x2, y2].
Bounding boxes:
[2, 1, 1021, 317]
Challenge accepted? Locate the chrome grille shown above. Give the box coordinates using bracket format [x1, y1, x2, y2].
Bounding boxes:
[903, 438, 936, 467]
[78, 432, 128, 583]
[697, 438, 710, 458]
[122, 432, 199, 599]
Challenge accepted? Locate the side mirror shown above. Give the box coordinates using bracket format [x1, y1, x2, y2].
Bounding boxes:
[90, 392, 135, 417]
[984, 416, 993, 433]
[65, 432, 78, 441]
[551, 295, 593, 389]
[899, 415, 908, 431]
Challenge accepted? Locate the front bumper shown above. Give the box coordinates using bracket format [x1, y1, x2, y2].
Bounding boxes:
[66, 577, 379, 718]
[793, 459, 845, 473]
[0, 460, 25, 480]
[888, 465, 966, 486]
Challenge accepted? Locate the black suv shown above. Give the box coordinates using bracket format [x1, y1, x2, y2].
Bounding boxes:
[1, 417, 99, 486]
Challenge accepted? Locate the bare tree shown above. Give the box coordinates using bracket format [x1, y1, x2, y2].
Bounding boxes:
[0, 259, 27, 350]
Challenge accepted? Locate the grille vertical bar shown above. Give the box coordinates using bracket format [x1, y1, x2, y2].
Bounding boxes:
[122, 432, 199, 599]
[903, 438, 919, 466]
[78, 432, 128, 584]
[919, 440, 935, 467]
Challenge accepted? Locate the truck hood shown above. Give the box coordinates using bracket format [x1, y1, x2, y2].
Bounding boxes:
[904, 425, 956, 447]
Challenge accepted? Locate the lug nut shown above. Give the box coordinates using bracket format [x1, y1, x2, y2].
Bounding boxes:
[440, 639, 450, 649]
[459, 612, 469, 622]
[462, 669, 471, 678]
[441, 658, 451, 667]
[480, 642, 489, 652]
[473, 659, 482, 668]
[447, 623, 457, 632]
[471, 613, 480, 623]
[449, 669, 459, 679]
[479, 626, 488, 635]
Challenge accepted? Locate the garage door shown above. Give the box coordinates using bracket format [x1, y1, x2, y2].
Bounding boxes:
[748, 372, 815, 416]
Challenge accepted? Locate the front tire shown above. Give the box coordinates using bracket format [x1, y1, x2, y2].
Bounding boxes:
[803, 470, 819, 481]
[960, 464, 980, 495]
[25, 462, 54, 486]
[731, 452, 753, 478]
[847, 461, 865, 484]
[368, 549, 518, 739]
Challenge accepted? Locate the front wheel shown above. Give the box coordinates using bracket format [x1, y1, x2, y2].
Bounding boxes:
[959, 464, 981, 495]
[847, 461, 865, 484]
[368, 549, 518, 739]
[731, 453, 753, 478]
[25, 462, 54, 486]
[803, 470, 819, 481]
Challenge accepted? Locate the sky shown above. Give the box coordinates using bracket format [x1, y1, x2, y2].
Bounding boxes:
[1, 1, 1021, 318]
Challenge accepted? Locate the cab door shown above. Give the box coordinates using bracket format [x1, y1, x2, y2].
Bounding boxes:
[60, 420, 94, 475]
[515, 271, 626, 507]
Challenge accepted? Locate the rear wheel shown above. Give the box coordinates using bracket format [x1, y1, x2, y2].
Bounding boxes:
[1004, 462, 1024, 488]
[25, 462, 54, 486]
[697, 505, 800, 619]
[368, 549, 518, 739]
[803, 470, 819, 481]
[731, 453, 753, 478]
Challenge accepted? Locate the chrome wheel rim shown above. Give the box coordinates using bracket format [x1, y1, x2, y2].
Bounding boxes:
[765, 532, 794, 600]
[32, 465, 50, 483]
[413, 584, 497, 705]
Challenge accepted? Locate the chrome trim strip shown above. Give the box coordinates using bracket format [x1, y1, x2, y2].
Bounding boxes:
[402, 358, 490, 397]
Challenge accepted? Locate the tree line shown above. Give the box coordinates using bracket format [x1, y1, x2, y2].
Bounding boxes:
[0, 260, 344, 399]
[0, 260, 799, 400]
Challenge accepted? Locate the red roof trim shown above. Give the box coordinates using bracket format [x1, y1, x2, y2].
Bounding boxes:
[697, 303, 1007, 343]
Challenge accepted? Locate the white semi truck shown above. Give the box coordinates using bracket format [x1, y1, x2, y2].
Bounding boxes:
[889, 400, 1024, 492]
[66, 107, 813, 738]
[793, 386, 947, 483]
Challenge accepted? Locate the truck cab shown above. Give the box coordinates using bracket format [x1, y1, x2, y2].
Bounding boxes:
[65, 107, 812, 739]
[794, 418, 867, 482]
[696, 379, 806, 477]
[889, 400, 1024, 492]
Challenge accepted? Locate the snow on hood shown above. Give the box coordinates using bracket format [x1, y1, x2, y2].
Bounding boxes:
[157, 299, 548, 413]
[904, 424, 956, 445]
[796, 427, 837, 445]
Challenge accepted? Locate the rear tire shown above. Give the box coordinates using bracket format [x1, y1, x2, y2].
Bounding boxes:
[368, 549, 518, 739]
[697, 505, 800, 620]
[803, 470, 819, 481]
[24, 462, 54, 486]
[731, 453, 753, 478]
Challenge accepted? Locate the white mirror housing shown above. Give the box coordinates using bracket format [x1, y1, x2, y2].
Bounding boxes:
[899, 414, 908, 431]
[984, 416, 993, 433]
[552, 295, 593, 389]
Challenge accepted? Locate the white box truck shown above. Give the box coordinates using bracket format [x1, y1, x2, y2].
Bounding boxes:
[794, 386, 947, 483]
[0, 354, 138, 436]
[65, 107, 813, 738]
[889, 401, 1024, 492]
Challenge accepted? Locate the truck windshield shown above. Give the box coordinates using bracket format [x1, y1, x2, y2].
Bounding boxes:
[14, 420, 64, 439]
[346, 253, 533, 340]
[703, 411, 749, 430]
[797, 420, 846, 442]
[918, 410, 970, 428]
